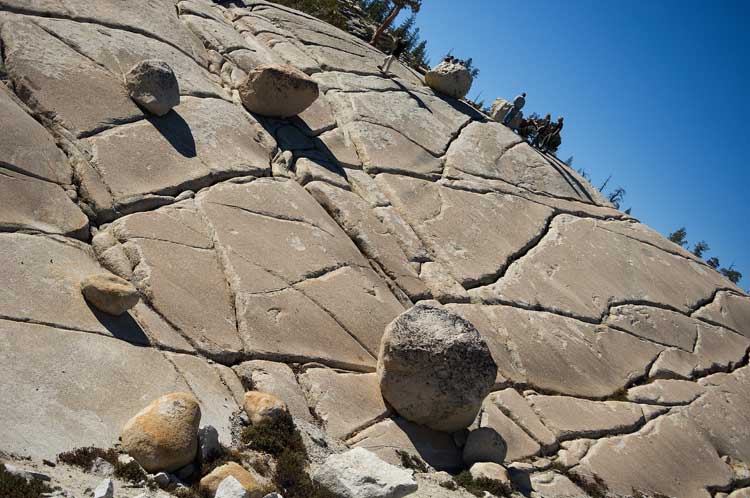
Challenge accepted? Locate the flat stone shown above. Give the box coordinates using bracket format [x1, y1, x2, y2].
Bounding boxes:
[607, 304, 700, 350]
[480, 399, 541, 462]
[86, 97, 274, 213]
[482, 215, 732, 320]
[447, 304, 662, 398]
[694, 291, 750, 337]
[312, 448, 417, 498]
[299, 367, 388, 439]
[232, 360, 313, 422]
[488, 389, 557, 450]
[295, 158, 349, 189]
[181, 14, 249, 53]
[167, 353, 240, 446]
[0, 320, 193, 459]
[530, 471, 584, 498]
[373, 206, 430, 263]
[626, 379, 705, 405]
[419, 262, 469, 303]
[0, 169, 89, 239]
[345, 169, 389, 207]
[348, 418, 463, 472]
[578, 414, 733, 498]
[376, 174, 554, 287]
[528, 396, 644, 440]
[294, 94, 337, 135]
[2, 18, 142, 136]
[317, 128, 363, 168]
[295, 265, 405, 356]
[306, 181, 428, 300]
[0, 86, 71, 184]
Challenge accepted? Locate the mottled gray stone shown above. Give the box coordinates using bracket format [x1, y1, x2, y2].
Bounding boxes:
[528, 396, 644, 440]
[480, 399, 541, 462]
[694, 291, 750, 337]
[626, 379, 705, 405]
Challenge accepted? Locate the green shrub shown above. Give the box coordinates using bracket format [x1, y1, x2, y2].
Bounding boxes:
[57, 446, 149, 486]
[273, 449, 336, 498]
[453, 470, 512, 498]
[0, 463, 53, 498]
[396, 450, 428, 473]
[271, 0, 348, 30]
[567, 472, 609, 498]
[240, 413, 306, 458]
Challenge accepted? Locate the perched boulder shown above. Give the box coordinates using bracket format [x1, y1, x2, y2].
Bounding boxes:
[425, 60, 473, 99]
[489, 98, 512, 122]
[239, 64, 319, 118]
[216, 476, 250, 498]
[80, 273, 139, 315]
[120, 392, 201, 473]
[463, 427, 507, 466]
[312, 447, 417, 498]
[377, 304, 497, 432]
[243, 391, 289, 425]
[125, 60, 180, 116]
[200, 463, 263, 498]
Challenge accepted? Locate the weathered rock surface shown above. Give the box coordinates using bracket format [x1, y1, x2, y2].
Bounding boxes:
[2, 1, 749, 494]
[239, 63, 319, 117]
[312, 448, 417, 498]
[242, 391, 288, 425]
[125, 60, 181, 116]
[377, 304, 497, 432]
[425, 60, 473, 99]
[120, 392, 201, 473]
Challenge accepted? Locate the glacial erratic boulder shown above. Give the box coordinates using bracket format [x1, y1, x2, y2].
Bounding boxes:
[80, 273, 139, 316]
[425, 60, 473, 99]
[125, 59, 180, 116]
[120, 392, 201, 473]
[312, 447, 418, 498]
[377, 304, 497, 432]
[239, 63, 319, 118]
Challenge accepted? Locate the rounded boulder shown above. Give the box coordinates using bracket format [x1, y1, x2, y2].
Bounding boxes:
[243, 391, 289, 425]
[120, 392, 201, 473]
[80, 273, 139, 316]
[377, 304, 497, 432]
[463, 428, 508, 466]
[425, 60, 473, 99]
[238, 64, 319, 118]
[199, 462, 263, 498]
[125, 59, 180, 116]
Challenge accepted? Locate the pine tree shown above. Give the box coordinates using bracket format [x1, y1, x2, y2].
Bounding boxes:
[362, 0, 392, 23]
[371, 0, 421, 45]
[692, 241, 710, 258]
[668, 227, 689, 248]
[411, 40, 429, 67]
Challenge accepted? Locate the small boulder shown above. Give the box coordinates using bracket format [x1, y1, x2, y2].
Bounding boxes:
[312, 448, 417, 498]
[463, 428, 507, 466]
[93, 478, 114, 498]
[377, 304, 497, 432]
[125, 59, 180, 116]
[199, 462, 263, 498]
[243, 391, 289, 425]
[216, 476, 249, 498]
[120, 392, 201, 473]
[80, 273, 139, 315]
[239, 64, 319, 118]
[469, 462, 510, 483]
[425, 60, 473, 99]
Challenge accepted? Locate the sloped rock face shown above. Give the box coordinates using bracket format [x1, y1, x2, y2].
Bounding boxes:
[1, 2, 749, 497]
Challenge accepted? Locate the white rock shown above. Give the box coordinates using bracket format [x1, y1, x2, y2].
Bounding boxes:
[312, 447, 418, 498]
[93, 478, 114, 498]
[216, 475, 249, 498]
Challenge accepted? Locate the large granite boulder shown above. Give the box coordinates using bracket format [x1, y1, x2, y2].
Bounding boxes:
[425, 60, 473, 99]
[377, 304, 497, 432]
[125, 59, 180, 116]
[239, 63, 319, 117]
[120, 392, 201, 473]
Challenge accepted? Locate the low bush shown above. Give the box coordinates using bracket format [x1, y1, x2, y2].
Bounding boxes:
[453, 470, 512, 498]
[0, 463, 53, 498]
[57, 446, 150, 486]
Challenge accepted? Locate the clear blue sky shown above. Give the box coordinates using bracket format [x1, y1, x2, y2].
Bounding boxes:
[407, 0, 749, 290]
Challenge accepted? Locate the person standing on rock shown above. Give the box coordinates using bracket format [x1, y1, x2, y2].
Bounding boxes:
[503, 92, 526, 126]
[378, 37, 407, 75]
[540, 116, 564, 152]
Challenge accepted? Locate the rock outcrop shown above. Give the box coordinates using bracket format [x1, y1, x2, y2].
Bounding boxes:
[1, 1, 748, 497]
[377, 304, 497, 432]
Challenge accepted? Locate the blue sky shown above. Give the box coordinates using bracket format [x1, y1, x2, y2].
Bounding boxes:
[407, 0, 749, 290]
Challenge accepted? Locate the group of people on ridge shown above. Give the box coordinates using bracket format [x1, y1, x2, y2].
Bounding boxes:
[503, 92, 564, 153]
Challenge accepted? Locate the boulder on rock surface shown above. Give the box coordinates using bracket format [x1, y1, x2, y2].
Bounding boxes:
[489, 98, 512, 122]
[243, 391, 289, 425]
[424, 60, 473, 99]
[463, 427, 507, 466]
[80, 273, 139, 315]
[239, 63, 319, 118]
[125, 59, 180, 116]
[377, 304, 497, 432]
[120, 392, 201, 473]
[200, 462, 263, 498]
[312, 447, 417, 498]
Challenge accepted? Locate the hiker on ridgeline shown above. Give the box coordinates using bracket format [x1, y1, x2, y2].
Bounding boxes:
[378, 37, 408, 75]
[540, 116, 564, 152]
[503, 92, 526, 126]
[532, 113, 552, 148]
